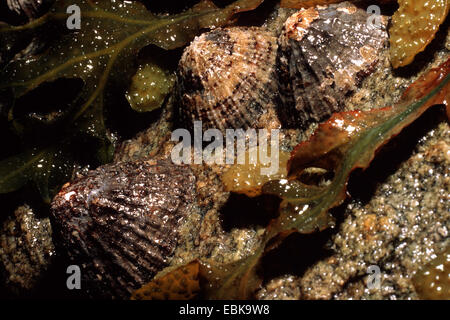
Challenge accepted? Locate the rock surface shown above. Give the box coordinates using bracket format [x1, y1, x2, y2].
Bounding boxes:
[0, 205, 54, 292]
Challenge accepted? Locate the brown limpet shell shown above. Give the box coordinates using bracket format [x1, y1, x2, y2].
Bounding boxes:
[50, 160, 197, 299]
[176, 27, 279, 132]
[276, 2, 389, 127]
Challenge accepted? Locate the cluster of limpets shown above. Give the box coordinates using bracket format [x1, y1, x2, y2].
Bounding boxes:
[176, 2, 389, 131]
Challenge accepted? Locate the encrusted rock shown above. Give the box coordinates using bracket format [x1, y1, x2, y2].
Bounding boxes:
[0, 205, 54, 292]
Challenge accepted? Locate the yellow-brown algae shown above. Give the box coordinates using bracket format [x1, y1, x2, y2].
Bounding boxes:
[390, 0, 450, 68]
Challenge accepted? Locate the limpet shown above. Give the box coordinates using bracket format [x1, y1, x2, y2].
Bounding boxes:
[277, 2, 389, 127]
[176, 26, 279, 132]
[50, 160, 197, 298]
[177, 2, 389, 130]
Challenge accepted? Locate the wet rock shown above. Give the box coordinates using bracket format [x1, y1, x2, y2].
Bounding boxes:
[0, 205, 54, 292]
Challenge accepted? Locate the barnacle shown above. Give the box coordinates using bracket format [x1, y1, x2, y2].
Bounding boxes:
[389, 0, 450, 68]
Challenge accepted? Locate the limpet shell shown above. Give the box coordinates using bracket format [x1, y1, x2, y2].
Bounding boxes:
[276, 2, 389, 127]
[176, 27, 278, 132]
[50, 160, 197, 298]
[389, 0, 449, 68]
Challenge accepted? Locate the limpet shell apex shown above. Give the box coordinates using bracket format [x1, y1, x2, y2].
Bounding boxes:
[176, 27, 279, 132]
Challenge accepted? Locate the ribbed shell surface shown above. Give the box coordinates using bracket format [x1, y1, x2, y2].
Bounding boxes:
[176, 27, 278, 132]
[277, 2, 389, 127]
[50, 160, 197, 298]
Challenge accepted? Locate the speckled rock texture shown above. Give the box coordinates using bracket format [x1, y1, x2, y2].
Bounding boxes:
[302, 126, 449, 300]
[0, 205, 54, 292]
[257, 121, 449, 300]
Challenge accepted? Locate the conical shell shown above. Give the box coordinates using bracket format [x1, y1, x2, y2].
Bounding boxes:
[277, 2, 389, 127]
[176, 27, 278, 132]
[50, 160, 197, 299]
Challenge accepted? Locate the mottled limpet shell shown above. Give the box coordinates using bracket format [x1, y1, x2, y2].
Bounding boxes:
[277, 2, 389, 127]
[176, 27, 278, 132]
[50, 160, 197, 299]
